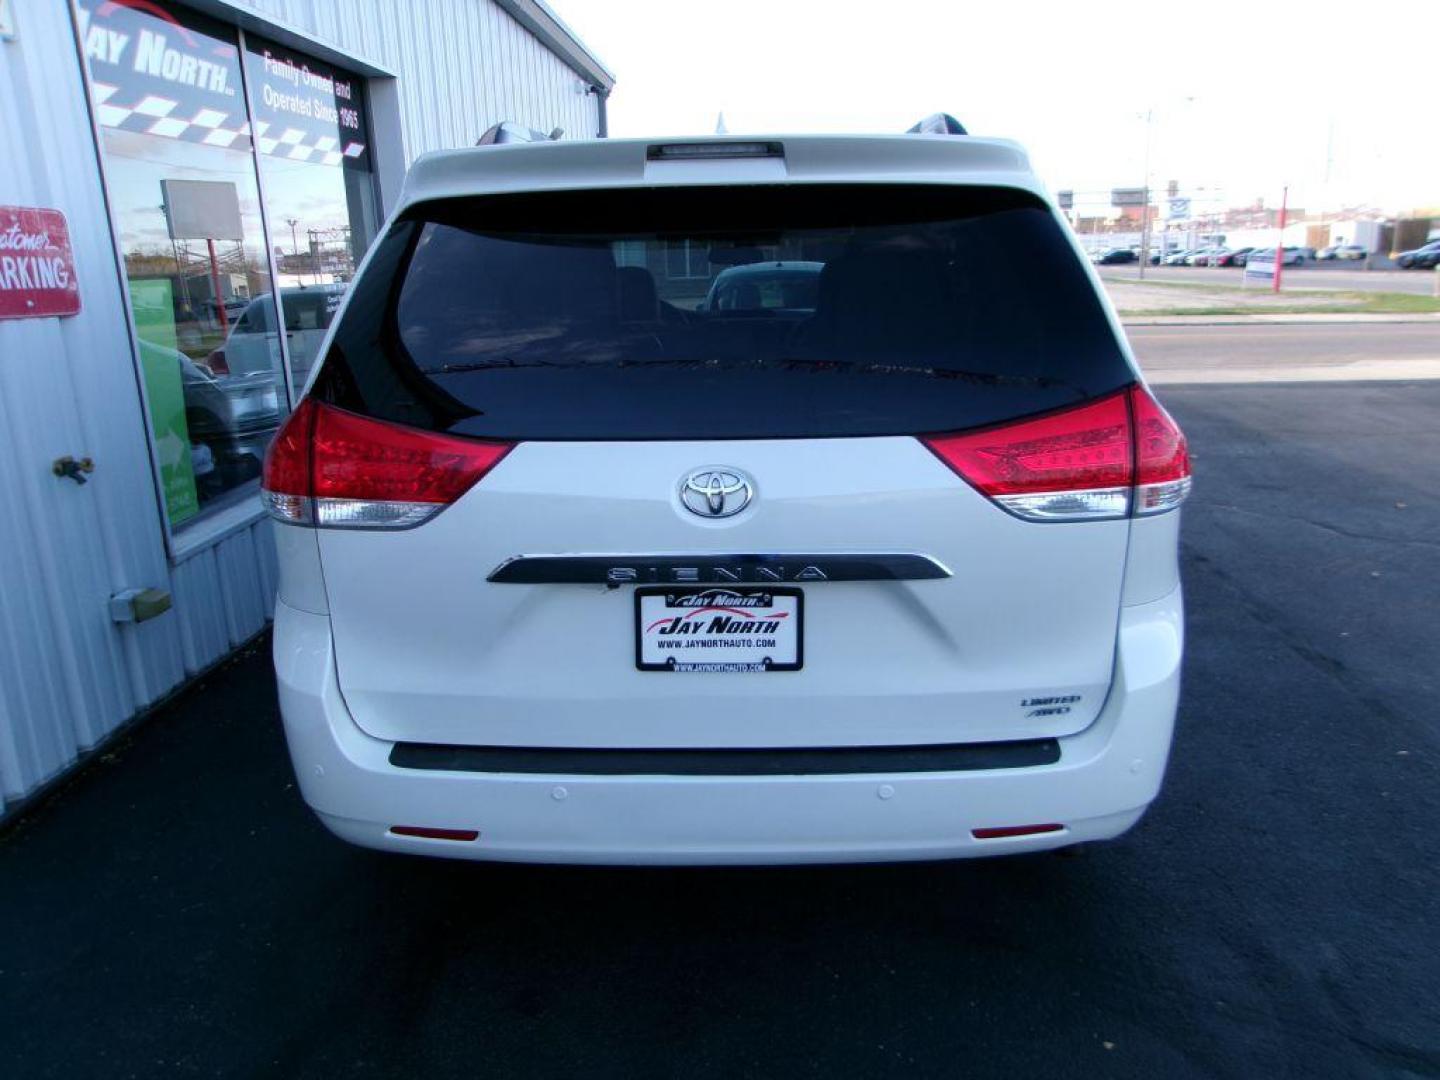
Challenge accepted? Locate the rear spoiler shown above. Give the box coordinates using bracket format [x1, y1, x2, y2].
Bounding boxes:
[906, 113, 967, 136]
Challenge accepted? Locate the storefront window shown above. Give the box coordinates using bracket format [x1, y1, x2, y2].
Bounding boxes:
[244, 36, 378, 387]
[77, 0, 282, 527]
[76, 1, 379, 532]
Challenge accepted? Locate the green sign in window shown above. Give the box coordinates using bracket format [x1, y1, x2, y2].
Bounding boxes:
[129, 279, 200, 526]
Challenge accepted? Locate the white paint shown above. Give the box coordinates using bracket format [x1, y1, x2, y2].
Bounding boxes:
[272, 590, 1182, 863]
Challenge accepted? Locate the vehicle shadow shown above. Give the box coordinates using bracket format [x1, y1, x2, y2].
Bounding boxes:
[270, 837, 1212, 1076]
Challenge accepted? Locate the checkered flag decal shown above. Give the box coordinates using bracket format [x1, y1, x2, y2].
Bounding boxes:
[251, 120, 366, 166]
[90, 82, 366, 165]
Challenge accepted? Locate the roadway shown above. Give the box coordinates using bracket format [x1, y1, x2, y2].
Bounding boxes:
[1102, 261, 1438, 295]
[1129, 321, 1440, 384]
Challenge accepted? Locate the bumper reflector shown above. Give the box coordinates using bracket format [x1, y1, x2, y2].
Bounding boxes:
[389, 826, 480, 842]
[971, 823, 1065, 840]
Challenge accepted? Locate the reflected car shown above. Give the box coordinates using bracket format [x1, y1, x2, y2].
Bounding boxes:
[206, 285, 347, 384]
[139, 339, 280, 501]
[699, 261, 823, 312]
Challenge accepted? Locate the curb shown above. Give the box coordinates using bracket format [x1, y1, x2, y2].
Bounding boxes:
[1122, 314, 1440, 327]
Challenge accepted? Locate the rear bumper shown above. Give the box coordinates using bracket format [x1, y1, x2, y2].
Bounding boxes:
[274, 591, 1182, 865]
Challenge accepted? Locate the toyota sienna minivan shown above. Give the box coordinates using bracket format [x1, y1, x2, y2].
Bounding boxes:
[264, 131, 1190, 864]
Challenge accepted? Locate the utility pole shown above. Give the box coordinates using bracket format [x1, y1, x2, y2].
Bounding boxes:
[286, 217, 303, 285]
[1137, 108, 1154, 280]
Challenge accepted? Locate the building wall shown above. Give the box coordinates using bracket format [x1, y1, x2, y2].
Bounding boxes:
[233, 0, 602, 156]
[0, 0, 602, 817]
[0, 1, 185, 816]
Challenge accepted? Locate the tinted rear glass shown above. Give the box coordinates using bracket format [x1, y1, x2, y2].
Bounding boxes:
[313, 185, 1132, 439]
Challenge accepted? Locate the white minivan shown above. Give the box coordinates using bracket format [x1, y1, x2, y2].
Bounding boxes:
[264, 132, 1190, 864]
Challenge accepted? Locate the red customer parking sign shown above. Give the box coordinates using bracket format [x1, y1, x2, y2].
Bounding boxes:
[0, 206, 81, 320]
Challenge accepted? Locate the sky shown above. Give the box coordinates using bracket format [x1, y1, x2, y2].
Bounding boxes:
[546, 0, 1440, 216]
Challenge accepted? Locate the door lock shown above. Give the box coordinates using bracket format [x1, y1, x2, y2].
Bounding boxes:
[52, 456, 96, 484]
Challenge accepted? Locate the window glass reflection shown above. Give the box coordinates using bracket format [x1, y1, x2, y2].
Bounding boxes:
[77, 0, 282, 525]
[245, 37, 378, 387]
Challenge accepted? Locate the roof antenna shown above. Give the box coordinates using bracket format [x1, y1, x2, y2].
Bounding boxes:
[476, 121, 563, 146]
[906, 113, 967, 136]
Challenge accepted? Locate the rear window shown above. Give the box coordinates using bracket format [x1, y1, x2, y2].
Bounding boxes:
[313, 184, 1133, 440]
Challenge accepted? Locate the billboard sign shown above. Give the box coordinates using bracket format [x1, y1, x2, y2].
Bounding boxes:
[1056, 190, 1074, 210]
[1167, 198, 1191, 220]
[0, 206, 81, 321]
[1111, 188, 1147, 207]
[161, 180, 243, 241]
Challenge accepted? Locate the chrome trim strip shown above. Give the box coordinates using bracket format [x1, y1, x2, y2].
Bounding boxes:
[487, 553, 953, 585]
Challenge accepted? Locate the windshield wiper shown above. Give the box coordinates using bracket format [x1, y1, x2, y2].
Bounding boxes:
[773, 355, 1071, 389]
[423, 354, 1079, 394]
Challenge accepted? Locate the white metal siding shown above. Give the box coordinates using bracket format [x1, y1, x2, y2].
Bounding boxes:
[233, 0, 601, 150]
[0, 0, 600, 815]
[0, 2, 178, 813]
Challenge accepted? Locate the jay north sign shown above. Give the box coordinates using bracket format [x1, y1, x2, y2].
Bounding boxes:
[76, 0, 369, 168]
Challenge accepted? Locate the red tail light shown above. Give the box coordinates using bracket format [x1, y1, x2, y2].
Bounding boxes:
[1131, 388, 1192, 514]
[262, 399, 514, 529]
[921, 386, 1190, 522]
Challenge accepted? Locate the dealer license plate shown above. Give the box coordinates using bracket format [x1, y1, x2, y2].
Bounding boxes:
[636, 587, 803, 672]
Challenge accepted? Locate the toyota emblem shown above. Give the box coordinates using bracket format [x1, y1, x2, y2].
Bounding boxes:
[679, 468, 754, 518]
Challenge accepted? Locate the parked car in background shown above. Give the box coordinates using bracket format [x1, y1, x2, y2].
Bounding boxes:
[1318, 244, 1367, 261]
[1396, 241, 1440, 269]
[1092, 248, 1138, 265]
[1247, 247, 1306, 268]
[1163, 249, 1195, 266]
[1188, 248, 1228, 266]
[261, 132, 1191, 866]
[1217, 247, 1254, 266]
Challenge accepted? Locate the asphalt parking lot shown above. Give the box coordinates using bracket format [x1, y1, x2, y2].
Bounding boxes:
[3, 377, 1438, 1078]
